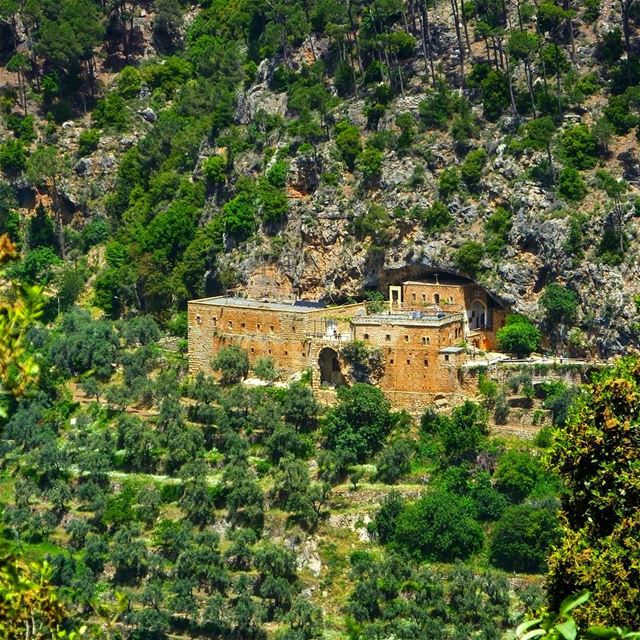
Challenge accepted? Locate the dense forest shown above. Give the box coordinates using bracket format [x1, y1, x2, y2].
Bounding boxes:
[1, 0, 640, 638]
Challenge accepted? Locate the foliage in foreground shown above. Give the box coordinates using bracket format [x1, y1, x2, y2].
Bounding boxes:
[547, 358, 640, 627]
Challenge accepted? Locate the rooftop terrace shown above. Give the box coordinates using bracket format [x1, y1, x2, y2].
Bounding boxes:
[352, 311, 464, 326]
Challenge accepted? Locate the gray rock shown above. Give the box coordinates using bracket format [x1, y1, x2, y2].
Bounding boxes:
[74, 158, 92, 176]
[141, 107, 157, 123]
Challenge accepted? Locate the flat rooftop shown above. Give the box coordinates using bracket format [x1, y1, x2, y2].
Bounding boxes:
[352, 311, 464, 326]
[190, 296, 334, 314]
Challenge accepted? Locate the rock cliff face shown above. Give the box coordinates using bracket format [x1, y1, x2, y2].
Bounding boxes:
[215, 55, 640, 357]
[3, 1, 640, 357]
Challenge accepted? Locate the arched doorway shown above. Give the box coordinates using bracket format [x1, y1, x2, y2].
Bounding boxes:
[468, 300, 487, 330]
[318, 348, 345, 387]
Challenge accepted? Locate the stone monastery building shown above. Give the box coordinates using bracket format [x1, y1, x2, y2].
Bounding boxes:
[188, 276, 508, 407]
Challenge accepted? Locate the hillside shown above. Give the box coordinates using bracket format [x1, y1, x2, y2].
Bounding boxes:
[2, 1, 640, 638]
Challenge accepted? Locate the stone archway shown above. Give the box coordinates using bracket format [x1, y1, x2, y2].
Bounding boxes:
[468, 299, 487, 330]
[318, 347, 345, 387]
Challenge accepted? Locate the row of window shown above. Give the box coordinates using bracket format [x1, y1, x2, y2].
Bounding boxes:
[362, 329, 461, 343]
[409, 292, 455, 304]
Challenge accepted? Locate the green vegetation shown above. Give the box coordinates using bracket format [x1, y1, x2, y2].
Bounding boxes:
[497, 315, 542, 357]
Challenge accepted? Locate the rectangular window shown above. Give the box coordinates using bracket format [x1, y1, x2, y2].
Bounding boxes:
[406, 359, 411, 365]
[404, 335, 409, 342]
[412, 293, 416, 301]
[228, 321, 233, 328]
[444, 354, 450, 361]
[386, 334, 391, 341]
[364, 333, 370, 340]
[270, 325, 274, 332]
[390, 358, 394, 364]
[424, 359, 429, 367]
[241, 322, 246, 329]
[256, 323, 261, 330]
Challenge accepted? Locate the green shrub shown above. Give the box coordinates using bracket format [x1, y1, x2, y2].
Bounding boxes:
[393, 490, 484, 561]
[496, 315, 541, 357]
[93, 93, 130, 131]
[560, 125, 598, 170]
[489, 504, 560, 573]
[0, 139, 27, 173]
[77, 129, 101, 157]
[211, 345, 249, 384]
[455, 241, 485, 276]
[604, 94, 638, 134]
[557, 167, 588, 201]
[418, 201, 452, 233]
[388, 30, 416, 58]
[494, 449, 542, 503]
[540, 283, 579, 325]
[335, 121, 362, 170]
[438, 167, 460, 200]
[117, 66, 143, 99]
[460, 149, 487, 191]
[484, 207, 512, 255]
[356, 146, 383, 186]
[418, 83, 457, 130]
[203, 155, 227, 186]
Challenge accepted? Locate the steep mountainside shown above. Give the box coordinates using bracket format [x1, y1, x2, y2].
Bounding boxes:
[1, 0, 640, 355]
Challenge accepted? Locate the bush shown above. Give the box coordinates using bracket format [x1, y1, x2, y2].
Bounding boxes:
[419, 201, 452, 234]
[211, 345, 249, 384]
[393, 490, 484, 561]
[496, 315, 541, 357]
[418, 83, 457, 130]
[203, 155, 227, 186]
[559, 125, 598, 171]
[0, 139, 27, 173]
[376, 440, 412, 484]
[493, 449, 542, 503]
[77, 129, 101, 157]
[324, 384, 394, 462]
[335, 121, 362, 170]
[438, 167, 460, 200]
[484, 207, 512, 255]
[356, 146, 383, 186]
[540, 283, 579, 325]
[252, 356, 280, 382]
[455, 241, 485, 276]
[437, 401, 488, 465]
[93, 93, 130, 131]
[489, 504, 560, 573]
[557, 167, 587, 202]
[460, 149, 487, 191]
[117, 66, 143, 99]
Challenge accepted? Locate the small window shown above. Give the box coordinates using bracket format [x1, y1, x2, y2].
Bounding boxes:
[195, 314, 202, 325]
[251, 348, 255, 353]
[270, 325, 274, 332]
[228, 321, 233, 329]
[422, 294, 426, 302]
[364, 333, 370, 340]
[212, 317, 217, 327]
[257, 323, 261, 330]
[292, 325, 296, 332]
[285, 350, 288, 356]
[448, 296, 454, 304]
[268, 349, 272, 354]
[241, 322, 246, 329]
[406, 359, 411, 365]
[422, 336, 430, 345]
[412, 293, 416, 301]
[390, 358, 394, 364]
[444, 354, 450, 361]
[434, 293, 440, 304]
[385, 334, 391, 341]
[424, 359, 429, 367]
[404, 335, 409, 342]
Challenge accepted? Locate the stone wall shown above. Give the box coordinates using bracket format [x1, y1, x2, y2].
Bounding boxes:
[352, 318, 465, 394]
